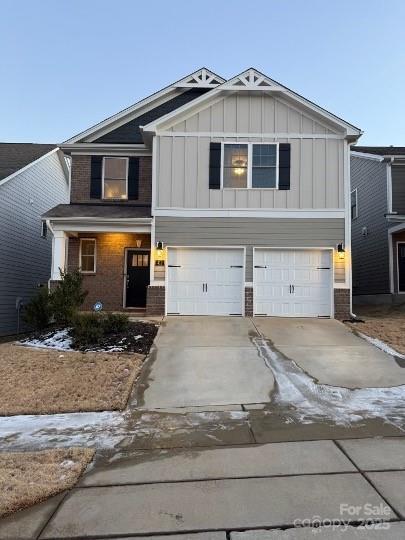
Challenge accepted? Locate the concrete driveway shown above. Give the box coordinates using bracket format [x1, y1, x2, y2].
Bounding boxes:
[138, 317, 274, 409]
[254, 317, 405, 388]
[137, 316, 405, 411]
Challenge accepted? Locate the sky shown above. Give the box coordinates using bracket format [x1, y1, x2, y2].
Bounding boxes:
[0, 0, 404, 145]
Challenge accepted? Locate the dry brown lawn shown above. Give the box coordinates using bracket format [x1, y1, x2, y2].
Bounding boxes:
[0, 343, 144, 415]
[348, 305, 405, 355]
[0, 447, 94, 517]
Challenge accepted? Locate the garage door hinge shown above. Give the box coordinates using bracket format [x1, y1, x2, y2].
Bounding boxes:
[168, 265, 181, 268]
[254, 265, 267, 268]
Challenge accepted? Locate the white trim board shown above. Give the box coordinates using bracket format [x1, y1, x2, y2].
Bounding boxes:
[157, 132, 346, 140]
[153, 208, 345, 219]
[350, 151, 384, 162]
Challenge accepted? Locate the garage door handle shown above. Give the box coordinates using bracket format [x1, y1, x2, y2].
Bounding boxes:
[230, 265, 243, 268]
[168, 265, 181, 268]
[254, 265, 267, 268]
[317, 267, 330, 270]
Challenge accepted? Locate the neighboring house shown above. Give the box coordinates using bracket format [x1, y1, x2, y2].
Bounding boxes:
[351, 146, 405, 303]
[0, 144, 70, 335]
[44, 68, 361, 319]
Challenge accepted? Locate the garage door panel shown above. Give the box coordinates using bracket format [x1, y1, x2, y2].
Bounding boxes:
[167, 248, 244, 316]
[254, 249, 332, 317]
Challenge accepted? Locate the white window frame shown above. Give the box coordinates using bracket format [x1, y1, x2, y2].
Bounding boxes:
[79, 238, 97, 274]
[220, 141, 279, 190]
[351, 188, 358, 220]
[102, 156, 129, 200]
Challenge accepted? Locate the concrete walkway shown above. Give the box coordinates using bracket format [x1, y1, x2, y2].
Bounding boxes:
[2, 437, 405, 539]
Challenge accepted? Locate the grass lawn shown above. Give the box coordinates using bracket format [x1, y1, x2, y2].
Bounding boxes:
[348, 304, 405, 355]
[0, 448, 94, 518]
[0, 343, 144, 415]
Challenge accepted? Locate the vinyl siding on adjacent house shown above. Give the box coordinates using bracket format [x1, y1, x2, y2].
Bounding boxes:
[392, 165, 405, 215]
[155, 94, 346, 210]
[0, 152, 69, 335]
[350, 155, 390, 295]
[155, 216, 345, 283]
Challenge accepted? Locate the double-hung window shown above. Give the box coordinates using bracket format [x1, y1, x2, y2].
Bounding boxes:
[221, 142, 278, 189]
[80, 239, 96, 273]
[102, 157, 128, 200]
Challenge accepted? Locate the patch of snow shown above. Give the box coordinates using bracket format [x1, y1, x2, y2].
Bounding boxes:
[134, 335, 143, 340]
[20, 328, 73, 351]
[359, 333, 405, 359]
[60, 459, 75, 468]
[253, 337, 405, 428]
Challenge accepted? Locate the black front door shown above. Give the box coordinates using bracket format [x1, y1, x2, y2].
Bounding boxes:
[398, 243, 405, 292]
[125, 250, 150, 308]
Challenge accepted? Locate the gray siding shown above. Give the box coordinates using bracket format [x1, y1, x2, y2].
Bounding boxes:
[350, 155, 390, 295]
[156, 94, 346, 210]
[0, 151, 69, 335]
[156, 217, 345, 282]
[392, 165, 405, 215]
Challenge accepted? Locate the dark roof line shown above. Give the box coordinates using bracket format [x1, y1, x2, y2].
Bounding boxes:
[351, 146, 405, 156]
[0, 143, 57, 182]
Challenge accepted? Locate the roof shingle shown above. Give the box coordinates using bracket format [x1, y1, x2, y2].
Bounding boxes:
[351, 146, 405, 156]
[42, 204, 151, 220]
[0, 143, 56, 181]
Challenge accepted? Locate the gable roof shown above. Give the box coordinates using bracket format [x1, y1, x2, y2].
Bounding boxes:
[0, 143, 57, 182]
[64, 68, 225, 144]
[142, 67, 362, 139]
[351, 146, 405, 157]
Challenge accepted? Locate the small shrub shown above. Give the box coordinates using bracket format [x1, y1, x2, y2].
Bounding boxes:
[102, 313, 129, 334]
[23, 288, 52, 331]
[51, 269, 88, 325]
[71, 313, 104, 348]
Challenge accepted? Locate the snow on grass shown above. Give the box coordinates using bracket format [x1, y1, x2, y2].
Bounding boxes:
[20, 329, 73, 351]
[359, 332, 405, 359]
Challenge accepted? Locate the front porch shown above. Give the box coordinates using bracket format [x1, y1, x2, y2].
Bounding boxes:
[44, 204, 155, 312]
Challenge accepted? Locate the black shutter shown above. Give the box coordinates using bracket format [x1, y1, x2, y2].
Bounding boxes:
[90, 156, 102, 199]
[128, 157, 139, 200]
[278, 143, 291, 190]
[209, 142, 221, 189]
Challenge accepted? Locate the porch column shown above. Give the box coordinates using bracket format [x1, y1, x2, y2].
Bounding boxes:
[51, 230, 67, 280]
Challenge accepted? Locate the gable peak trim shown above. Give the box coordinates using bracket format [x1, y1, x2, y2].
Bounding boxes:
[175, 68, 225, 88]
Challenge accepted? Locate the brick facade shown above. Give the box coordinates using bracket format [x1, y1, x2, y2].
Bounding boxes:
[67, 232, 150, 311]
[70, 155, 152, 205]
[146, 286, 165, 316]
[245, 287, 253, 317]
[334, 288, 351, 320]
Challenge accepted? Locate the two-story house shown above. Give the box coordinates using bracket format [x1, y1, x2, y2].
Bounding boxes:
[351, 146, 405, 303]
[43, 68, 361, 319]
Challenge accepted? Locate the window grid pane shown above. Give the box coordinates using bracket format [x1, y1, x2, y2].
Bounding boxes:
[104, 158, 127, 180]
[104, 178, 127, 199]
[223, 144, 248, 188]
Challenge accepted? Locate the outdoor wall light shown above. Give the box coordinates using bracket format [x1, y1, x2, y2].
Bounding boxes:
[337, 243, 345, 260]
[155, 241, 165, 266]
[136, 239, 142, 248]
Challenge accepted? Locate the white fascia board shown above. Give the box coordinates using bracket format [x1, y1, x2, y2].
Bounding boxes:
[0, 148, 60, 188]
[350, 151, 384, 161]
[50, 218, 152, 234]
[61, 143, 151, 156]
[63, 68, 225, 144]
[142, 67, 362, 137]
[153, 208, 345, 219]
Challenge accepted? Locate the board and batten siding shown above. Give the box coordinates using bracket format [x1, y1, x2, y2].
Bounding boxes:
[0, 151, 69, 335]
[350, 155, 390, 296]
[156, 94, 346, 210]
[155, 217, 345, 283]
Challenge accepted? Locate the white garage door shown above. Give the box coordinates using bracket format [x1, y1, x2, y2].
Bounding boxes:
[254, 249, 332, 317]
[167, 248, 244, 315]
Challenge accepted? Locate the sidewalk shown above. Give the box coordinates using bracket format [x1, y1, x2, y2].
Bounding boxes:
[1, 437, 405, 539]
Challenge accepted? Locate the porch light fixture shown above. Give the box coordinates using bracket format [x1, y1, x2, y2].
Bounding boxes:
[136, 239, 142, 248]
[337, 243, 345, 260]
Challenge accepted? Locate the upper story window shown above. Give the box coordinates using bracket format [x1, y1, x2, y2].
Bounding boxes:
[351, 189, 358, 219]
[221, 142, 278, 189]
[102, 157, 128, 200]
